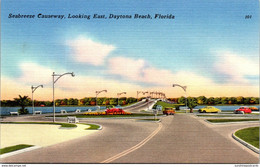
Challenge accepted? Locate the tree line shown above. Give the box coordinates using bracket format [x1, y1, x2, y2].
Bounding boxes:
[1, 95, 259, 107]
[1, 96, 140, 107]
[168, 96, 259, 105]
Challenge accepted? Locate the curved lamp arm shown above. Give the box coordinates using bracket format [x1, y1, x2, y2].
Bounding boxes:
[172, 84, 187, 92]
[117, 92, 126, 96]
[96, 90, 107, 96]
[53, 72, 75, 84]
[142, 91, 148, 95]
[32, 85, 43, 93]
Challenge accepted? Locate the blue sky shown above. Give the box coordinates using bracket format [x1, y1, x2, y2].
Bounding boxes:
[1, 0, 259, 100]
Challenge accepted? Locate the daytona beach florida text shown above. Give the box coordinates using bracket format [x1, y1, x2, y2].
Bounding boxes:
[8, 13, 175, 19]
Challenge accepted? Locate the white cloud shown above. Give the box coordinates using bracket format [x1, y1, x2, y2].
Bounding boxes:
[214, 51, 259, 84]
[67, 36, 115, 66]
[107, 56, 260, 97]
[2, 50, 259, 100]
[107, 56, 215, 87]
[18, 62, 54, 85]
[1, 74, 144, 100]
[2, 61, 144, 100]
[107, 57, 148, 81]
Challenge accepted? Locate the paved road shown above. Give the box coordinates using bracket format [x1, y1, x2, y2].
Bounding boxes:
[1, 112, 259, 163]
[111, 114, 259, 163]
[1, 117, 158, 163]
[124, 100, 156, 112]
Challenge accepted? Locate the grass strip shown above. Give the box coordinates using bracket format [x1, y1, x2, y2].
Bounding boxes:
[207, 119, 259, 123]
[235, 127, 259, 148]
[1, 122, 77, 128]
[0, 144, 33, 155]
[153, 101, 183, 110]
[80, 123, 101, 130]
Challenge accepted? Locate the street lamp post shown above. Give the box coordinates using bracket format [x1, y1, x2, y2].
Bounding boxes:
[117, 92, 126, 106]
[52, 72, 75, 122]
[150, 92, 154, 99]
[137, 91, 142, 100]
[155, 91, 158, 98]
[95, 90, 107, 109]
[31, 85, 43, 115]
[172, 84, 187, 112]
[142, 91, 149, 110]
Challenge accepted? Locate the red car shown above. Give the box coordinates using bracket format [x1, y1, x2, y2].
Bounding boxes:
[106, 108, 125, 115]
[234, 107, 252, 114]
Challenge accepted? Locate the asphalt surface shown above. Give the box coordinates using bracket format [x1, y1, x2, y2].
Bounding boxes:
[124, 100, 156, 112]
[112, 114, 259, 163]
[1, 104, 259, 164]
[1, 117, 159, 163]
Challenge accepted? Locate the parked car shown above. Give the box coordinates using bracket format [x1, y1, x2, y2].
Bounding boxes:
[198, 106, 221, 113]
[249, 106, 259, 111]
[234, 107, 252, 114]
[163, 107, 175, 115]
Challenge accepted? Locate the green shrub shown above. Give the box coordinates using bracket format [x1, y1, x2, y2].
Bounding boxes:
[106, 105, 114, 109]
[18, 108, 29, 115]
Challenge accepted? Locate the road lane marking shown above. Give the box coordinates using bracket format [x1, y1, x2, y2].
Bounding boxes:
[101, 122, 162, 163]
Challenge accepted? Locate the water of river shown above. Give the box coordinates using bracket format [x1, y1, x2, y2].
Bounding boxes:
[0, 106, 106, 116]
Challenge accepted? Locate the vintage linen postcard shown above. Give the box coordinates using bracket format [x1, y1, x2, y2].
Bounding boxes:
[1, 0, 259, 166]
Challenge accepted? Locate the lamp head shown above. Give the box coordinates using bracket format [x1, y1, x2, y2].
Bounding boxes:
[71, 72, 75, 77]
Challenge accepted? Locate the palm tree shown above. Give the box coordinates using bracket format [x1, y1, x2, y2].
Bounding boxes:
[14, 95, 30, 114]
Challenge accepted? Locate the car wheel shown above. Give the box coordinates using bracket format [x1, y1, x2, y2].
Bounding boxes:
[203, 110, 206, 113]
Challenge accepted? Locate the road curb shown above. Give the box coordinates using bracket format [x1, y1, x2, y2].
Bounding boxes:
[204, 119, 259, 125]
[0, 145, 41, 159]
[196, 114, 258, 119]
[232, 130, 259, 154]
[135, 119, 161, 123]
